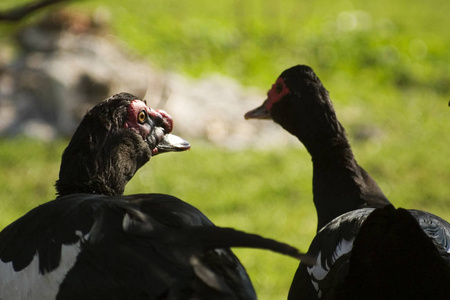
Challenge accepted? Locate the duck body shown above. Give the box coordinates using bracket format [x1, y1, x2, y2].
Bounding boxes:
[0, 193, 264, 299]
[289, 205, 450, 300]
[337, 206, 450, 300]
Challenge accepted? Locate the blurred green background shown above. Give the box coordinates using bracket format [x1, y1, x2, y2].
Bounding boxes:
[0, 0, 449, 299]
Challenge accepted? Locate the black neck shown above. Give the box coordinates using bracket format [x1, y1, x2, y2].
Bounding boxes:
[311, 145, 365, 231]
[55, 128, 150, 197]
[296, 123, 375, 231]
[308, 133, 389, 231]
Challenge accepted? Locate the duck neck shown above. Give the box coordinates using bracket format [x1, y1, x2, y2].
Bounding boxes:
[55, 130, 150, 197]
[301, 126, 367, 231]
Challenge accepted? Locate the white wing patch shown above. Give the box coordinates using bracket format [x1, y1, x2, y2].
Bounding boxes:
[0, 242, 82, 300]
[331, 238, 354, 263]
[307, 238, 355, 295]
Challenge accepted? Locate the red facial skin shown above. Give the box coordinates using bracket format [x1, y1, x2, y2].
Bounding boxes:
[124, 100, 177, 155]
[265, 77, 290, 111]
[124, 100, 153, 139]
[125, 100, 174, 134]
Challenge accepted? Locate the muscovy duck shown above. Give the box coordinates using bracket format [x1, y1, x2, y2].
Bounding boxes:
[244, 64, 390, 298]
[0, 93, 310, 299]
[245, 65, 390, 232]
[245, 66, 450, 299]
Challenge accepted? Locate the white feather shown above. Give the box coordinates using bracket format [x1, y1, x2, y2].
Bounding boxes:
[0, 242, 82, 300]
[307, 238, 355, 294]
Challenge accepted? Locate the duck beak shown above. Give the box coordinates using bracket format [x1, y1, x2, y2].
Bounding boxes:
[154, 134, 191, 155]
[244, 100, 272, 120]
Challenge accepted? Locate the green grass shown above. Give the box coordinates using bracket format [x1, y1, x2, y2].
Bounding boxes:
[1, 0, 450, 298]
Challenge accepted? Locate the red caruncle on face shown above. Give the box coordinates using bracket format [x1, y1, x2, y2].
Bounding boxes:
[124, 100, 153, 139]
[265, 77, 290, 111]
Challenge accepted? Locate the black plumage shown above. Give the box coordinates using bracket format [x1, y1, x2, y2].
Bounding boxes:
[58, 195, 308, 300]
[337, 205, 450, 300]
[301, 206, 450, 300]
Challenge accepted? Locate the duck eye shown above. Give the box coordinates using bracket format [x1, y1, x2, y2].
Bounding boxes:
[276, 83, 283, 94]
[138, 110, 147, 124]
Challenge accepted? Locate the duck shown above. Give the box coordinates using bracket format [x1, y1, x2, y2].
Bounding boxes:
[0, 92, 310, 299]
[245, 65, 450, 299]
